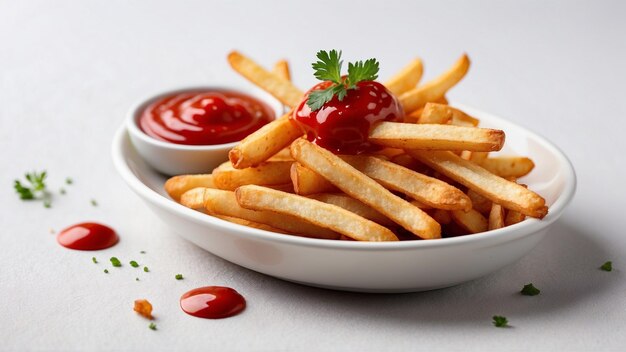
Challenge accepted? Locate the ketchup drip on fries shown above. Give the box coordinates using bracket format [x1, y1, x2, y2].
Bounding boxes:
[180, 286, 246, 319]
[57, 222, 119, 250]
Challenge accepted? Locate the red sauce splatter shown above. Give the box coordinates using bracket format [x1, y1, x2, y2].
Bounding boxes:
[180, 286, 246, 319]
[292, 80, 403, 154]
[57, 222, 118, 250]
[140, 89, 275, 145]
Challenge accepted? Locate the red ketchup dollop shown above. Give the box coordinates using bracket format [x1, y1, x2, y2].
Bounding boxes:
[57, 222, 119, 250]
[292, 80, 403, 154]
[180, 286, 246, 319]
[140, 90, 275, 145]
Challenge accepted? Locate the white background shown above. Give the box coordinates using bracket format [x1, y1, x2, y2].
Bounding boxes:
[2, 0, 626, 350]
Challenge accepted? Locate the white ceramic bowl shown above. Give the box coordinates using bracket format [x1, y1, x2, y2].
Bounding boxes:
[112, 104, 576, 293]
[126, 86, 284, 175]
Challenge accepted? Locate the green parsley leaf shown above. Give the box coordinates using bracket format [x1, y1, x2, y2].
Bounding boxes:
[104, 269, 109, 274]
[143, 266, 149, 272]
[148, 322, 157, 330]
[600, 261, 612, 271]
[135, 277, 139, 281]
[306, 50, 380, 111]
[14, 180, 34, 199]
[110, 257, 122, 267]
[130, 260, 139, 268]
[92, 257, 98, 264]
[43, 199, 51, 208]
[140, 251, 146, 254]
[312, 49, 343, 83]
[65, 177, 73, 185]
[175, 274, 183, 280]
[521, 283, 540, 296]
[347, 58, 379, 87]
[60, 188, 66, 195]
[492, 315, 508, 328]
[91, 199, 98, 207]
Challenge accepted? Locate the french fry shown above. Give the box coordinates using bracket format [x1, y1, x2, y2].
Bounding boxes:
[384, 58, 424, 96]
[410, 200, 432, 210]
[271, 60, 291, 81]
[308, 193, 395, 227]
[451, 208, 488, 233]
[165, 174, 215, 201]
[291, 162, 338, 195]
[429, 209, 452, 225]
[229, 113, 303, 169]
[227, 51, 303, 107]
[269, 147, 294, 161]
[202, 188, 339, 239]
[461, 151, 489, 163]
[290, 138, 441, 239]
[488, 203, 505, 230]
[417, 103, 480, 127]
[235, 185, 398, 241]
[213, 160, 293, 190]
[214, 215, 288, 234]
[404, 96, 449, 123]
[399, 54, 470, 113]
[340, 155, 472, 210]
[369, 122, 505, 152]
[180, 187, 206, 209]
[409, 150, 548, 218]
[505, 209, 526, 226]
[480, 157, 535, 178]
[467, 189, 492, 215]
[390, 153, 430, 173]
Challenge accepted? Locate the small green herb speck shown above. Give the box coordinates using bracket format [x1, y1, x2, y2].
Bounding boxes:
[65, 177, 73, 185]
[520, 283, 540, 296]
[143, 266, 149, 272]
[149, 322, 157, 330]
[492, 315, 508, 328]
[104, 269, 109, 274]
[600, 261, 612, 271]
[140, 251, 146, 254]
[110, 257, 122, 267]
[43, 199, 51, 208]
[135, 277, 139, 281]
[175, 274, 183, 280]
[92, 257, 98, 264]
[130, 260, 139, 268]
[60, 188, 66, 195]
[90, 199, 98, 206]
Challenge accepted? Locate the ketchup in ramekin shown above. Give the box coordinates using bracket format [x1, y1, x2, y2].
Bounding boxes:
[139, 90, 275, 145]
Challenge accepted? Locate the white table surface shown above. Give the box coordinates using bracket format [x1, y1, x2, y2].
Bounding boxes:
[2, 0, 626, 350]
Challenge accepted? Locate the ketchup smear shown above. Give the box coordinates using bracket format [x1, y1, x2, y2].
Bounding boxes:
[292, 80, 403, 154]
[140, 90, 275, 145]
[180, 286, 246, 319]
[57, 222, 119, 250]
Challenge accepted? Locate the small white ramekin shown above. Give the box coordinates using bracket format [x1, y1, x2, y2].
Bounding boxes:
[126, 85, 284, 175]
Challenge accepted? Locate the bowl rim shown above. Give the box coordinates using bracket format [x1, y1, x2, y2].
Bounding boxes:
[113, 102, 577, 251]
[126, 85, 284, 151]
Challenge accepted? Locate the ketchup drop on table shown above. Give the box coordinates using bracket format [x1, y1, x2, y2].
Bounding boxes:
[57, 222, 119, 250]
[180, 286, 246, 319]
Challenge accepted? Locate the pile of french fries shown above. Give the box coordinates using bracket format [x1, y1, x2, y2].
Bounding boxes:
[164, 51, 548, 241]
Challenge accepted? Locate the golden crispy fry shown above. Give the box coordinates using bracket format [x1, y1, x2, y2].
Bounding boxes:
[369, 122, 505, 152]
[373, 148, 404, 158]
[290, 139, 441, 239]
[229, 113, 303, 169]
[269, 147, 294, 161]
[410, 200, 432, 209]
[227, 51, 303, 107]
[467, 189, 492, 215]
[202, 188, 339, 239]
[340, 155, 471, 210]
[480, 157, 535, 178]
[212, 160, 293, 190]
[451, 208, 488, 233]
[390, 153, 429, 173]
[180, 187, 206, 209]
[409, 150, 547, 218]
[214, 215, 288, 234]
[308, 193, 395, 227]
[291, 162, 337, 195]
[271, 60, 291, 81]
[461, 151, 489, 163]
[429, 209, 452, 225]
[418, 103, 453, 124]
[488, 203, 505, 230]
[399, 54, 470, 113]
[505, 209, 526, 226]
[235, 185, 398, 241]
[384, 58, 424, 96]
[165, 174, 215, 201]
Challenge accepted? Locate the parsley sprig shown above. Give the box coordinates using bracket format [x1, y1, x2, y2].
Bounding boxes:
[307, 50, 379, 111]
[14, 171, 52, 207]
